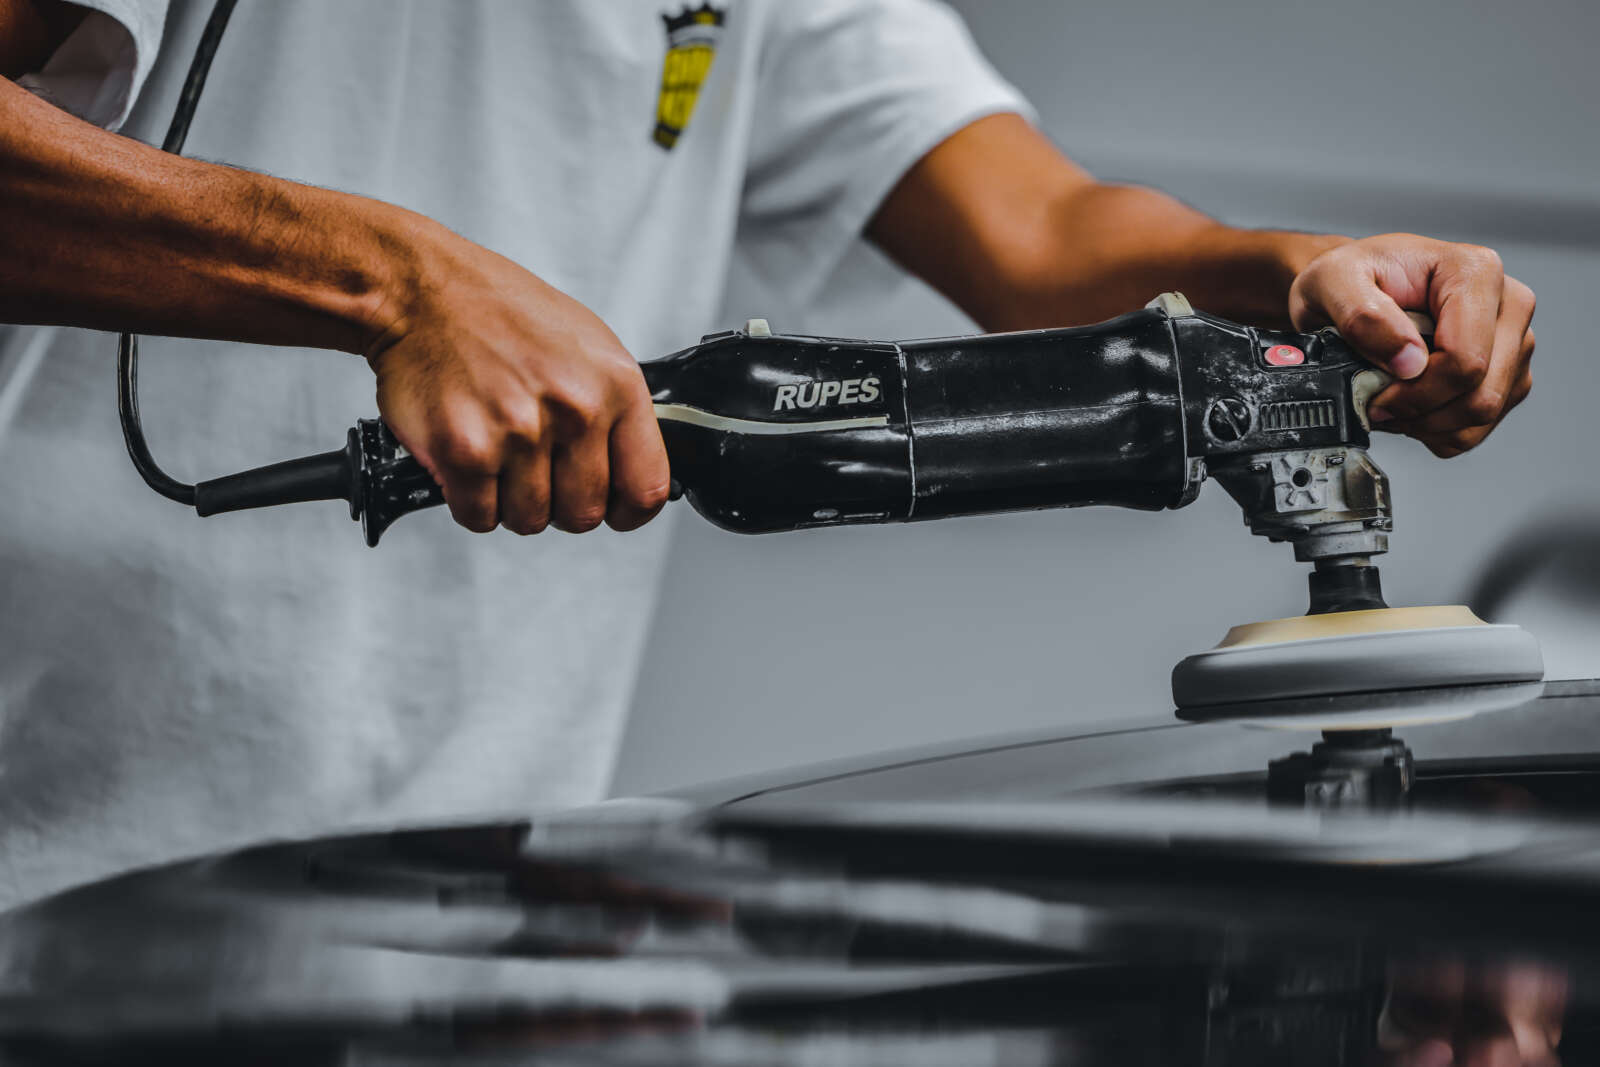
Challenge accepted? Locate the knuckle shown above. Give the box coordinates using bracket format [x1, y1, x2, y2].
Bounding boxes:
[1464, 389, 1505, 426]
[606, 506, 647, 532]
[1443, 352, 1489, 392]
[563, 507, 607, 533]
[626, 377, 658, 413]
[1289, 261, 1326, 298]
[1508, 277, 1536, 313]
[1342, 302, 1388, 335]
[498, 401, 544, 448]
[1423, 428, 1476, 457]
[552, 383, 607, 433]
[505, 515, 547, 536]
[438, 433, 499, 476]
[633, 477, 673, 513]
[604, 352, 649, 386]
[1320, 242, 1358, 268]
[1465, 244, 1503, 274]
[604, 364, 653, 412]
[510, 485, 552, 535]
[1421, 436, 1457, 459]
[454, 508, 497, 534]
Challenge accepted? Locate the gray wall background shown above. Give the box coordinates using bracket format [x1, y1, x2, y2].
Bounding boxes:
[612, 0, 1600, 795]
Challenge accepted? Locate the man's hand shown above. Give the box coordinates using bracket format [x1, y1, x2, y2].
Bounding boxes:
[1288, 234, 1536, 457]
[368, 230, 670, 536]
[870, 115, 1535, 459]
[0, 75, 669, 538]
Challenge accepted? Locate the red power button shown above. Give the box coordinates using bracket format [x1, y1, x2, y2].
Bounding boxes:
[1265, 344, 1306, 367]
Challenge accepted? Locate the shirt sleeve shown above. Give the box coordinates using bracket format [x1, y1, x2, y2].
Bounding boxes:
[16, 0, 168, 131]
[738, 0, 1033, 307]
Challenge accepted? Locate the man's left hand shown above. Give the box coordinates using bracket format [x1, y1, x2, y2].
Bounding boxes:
[1288, 233, 1536, 457]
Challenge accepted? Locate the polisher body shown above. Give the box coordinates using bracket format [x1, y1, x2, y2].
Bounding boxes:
[187, 294, 1396, 556]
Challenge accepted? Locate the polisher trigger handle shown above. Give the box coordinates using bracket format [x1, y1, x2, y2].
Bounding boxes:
[1350, 369, 1394, 432]
[1405, 310, 1437, 339]
[1344, 310, 1436, 431]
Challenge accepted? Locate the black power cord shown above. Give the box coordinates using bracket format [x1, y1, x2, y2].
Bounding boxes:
[116, 0, 239, 506]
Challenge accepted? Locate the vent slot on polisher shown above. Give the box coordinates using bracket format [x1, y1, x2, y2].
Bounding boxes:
[1260, 399, 1337, 432]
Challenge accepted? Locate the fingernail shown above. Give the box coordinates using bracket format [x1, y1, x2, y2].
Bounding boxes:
[1391, 342, 1428, 380]
[1367, 405, 1394, 425]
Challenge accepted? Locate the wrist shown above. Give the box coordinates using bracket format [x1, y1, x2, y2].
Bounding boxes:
[1188, 227, 1352, 326]
[177, 165, 438, 360]
[1267, 229, 1353, 281]
[352, 202, 440, 364]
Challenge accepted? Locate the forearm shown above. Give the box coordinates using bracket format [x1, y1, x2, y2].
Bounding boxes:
[988, 182, 1349, 330]
[1, 31, 672, 538]
[0, 75, 424, 354]
[870, 114, 1349, 332]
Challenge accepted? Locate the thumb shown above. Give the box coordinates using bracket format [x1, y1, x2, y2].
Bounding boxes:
[1290, 271, 1429, 380]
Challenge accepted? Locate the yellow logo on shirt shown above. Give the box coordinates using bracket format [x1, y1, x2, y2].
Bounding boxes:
[653, 4, 726, 150]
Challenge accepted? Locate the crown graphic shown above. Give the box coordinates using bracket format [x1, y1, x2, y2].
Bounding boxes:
[663, 3, 726, 34]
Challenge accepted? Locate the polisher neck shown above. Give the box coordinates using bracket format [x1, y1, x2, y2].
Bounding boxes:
[1307, 563, 1388, 615]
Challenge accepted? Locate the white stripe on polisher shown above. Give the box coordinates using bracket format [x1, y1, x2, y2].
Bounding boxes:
[1172, 606, 1545, 730]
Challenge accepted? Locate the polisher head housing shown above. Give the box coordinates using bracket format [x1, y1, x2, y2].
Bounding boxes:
[1172, 606, 1545, 729]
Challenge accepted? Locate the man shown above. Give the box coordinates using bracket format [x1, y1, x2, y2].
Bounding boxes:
[0, 0, 1534, 908]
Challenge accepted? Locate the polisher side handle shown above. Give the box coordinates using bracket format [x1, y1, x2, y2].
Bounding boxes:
[353, 421, 444, 547]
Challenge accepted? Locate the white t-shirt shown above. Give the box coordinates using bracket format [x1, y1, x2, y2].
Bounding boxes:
[0, 0, 1025, 907]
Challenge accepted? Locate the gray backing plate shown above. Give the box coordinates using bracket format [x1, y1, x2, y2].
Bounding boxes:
[1171, 624, 1544, 710]
[1174, 680, 1547, 730]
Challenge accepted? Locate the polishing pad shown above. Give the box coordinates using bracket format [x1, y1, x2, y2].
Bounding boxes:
[1172, 606, 1545, 729]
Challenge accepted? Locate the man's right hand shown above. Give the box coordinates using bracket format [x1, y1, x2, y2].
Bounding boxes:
[0, 67, 669, 539]
[366, 227, 671, 536]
